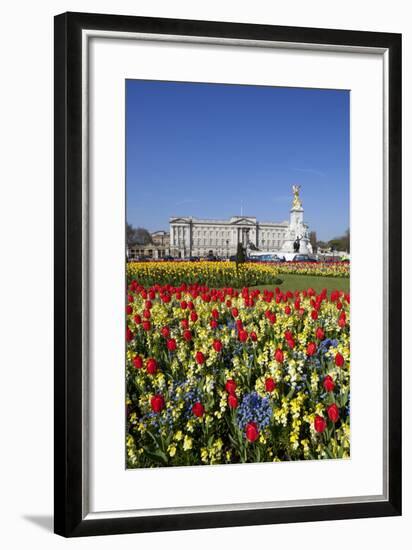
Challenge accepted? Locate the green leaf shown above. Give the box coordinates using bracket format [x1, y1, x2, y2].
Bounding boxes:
[143, 447, 168, 465]
[286, 387, 295, 399]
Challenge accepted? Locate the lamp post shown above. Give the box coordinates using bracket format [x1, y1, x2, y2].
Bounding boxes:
[226, 239, 229, 258]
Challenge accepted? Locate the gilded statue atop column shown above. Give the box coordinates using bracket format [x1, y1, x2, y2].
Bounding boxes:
[292, 185, 302, 209]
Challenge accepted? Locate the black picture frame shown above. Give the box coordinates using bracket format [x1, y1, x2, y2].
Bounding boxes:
[54, 11, 402, 537]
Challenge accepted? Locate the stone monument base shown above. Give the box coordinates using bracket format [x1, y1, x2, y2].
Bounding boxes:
[280, 238, 313, 255]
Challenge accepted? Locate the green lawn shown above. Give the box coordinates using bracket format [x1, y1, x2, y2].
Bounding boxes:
[255, 273, 349, 294]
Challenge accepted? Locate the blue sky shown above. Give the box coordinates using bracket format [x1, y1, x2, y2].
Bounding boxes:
[126, 80, 349, 241]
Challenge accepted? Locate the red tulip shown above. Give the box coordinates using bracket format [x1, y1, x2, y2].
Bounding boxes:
[126, 327, 133, 342]
[167, 338, 177, 352]
[151, 394, 165, 413]
[213, 339, 223, 352]
[284, 305, 291, 315]
[314, 415, 327, 433]
[306, 342, 317, 356]
[133, 355, 143, 369]
[190, 311, 198, 323]
[238, 329, 248, 342]
[327, 403, 340, 423]
[126, 305, 133, 315]
[315, 327, 325, 340]
[142, 320, 151, 331]
[311, 310, 318, 320]
[323, 375, 335, 392]
[228, 394, 238, 409]
[161, 326, 170, 338]
[192, 402, 205, 417]
[335, 352, 345, 367]
[265, 377, 276, 392]
[286, 337, 295, 349]
[146, 357, 158, 375]
[225, 379, 237, 395]
[195, 351, 205, 365]
[134, 314, 141, 325]
[274, 348, 284, 363]
[245, 422, 259, 442]
[250, 331, 258, 342]
[231, 307, 239, 318]
[183, 329, 192, 342]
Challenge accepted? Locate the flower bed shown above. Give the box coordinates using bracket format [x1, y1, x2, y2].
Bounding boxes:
[274, 261, 349, 278]
[127, 261, 283, 288]
[126, 280, 350, 467]
[126, 260, 349, 290]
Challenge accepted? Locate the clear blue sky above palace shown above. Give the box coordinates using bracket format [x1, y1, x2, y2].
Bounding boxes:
[126, 80, 349, 242]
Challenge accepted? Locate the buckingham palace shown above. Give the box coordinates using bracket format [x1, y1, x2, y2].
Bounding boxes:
[169, 216, 289, 258]
[169, 187, 312, 258]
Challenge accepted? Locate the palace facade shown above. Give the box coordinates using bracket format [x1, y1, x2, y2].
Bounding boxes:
[169, 215, 293, 258]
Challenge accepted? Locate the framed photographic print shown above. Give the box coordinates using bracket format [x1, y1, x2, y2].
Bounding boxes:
[54, 12, 402, 537]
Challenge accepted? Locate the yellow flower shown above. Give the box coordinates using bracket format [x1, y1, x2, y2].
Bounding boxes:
[167, 444, 177, 457]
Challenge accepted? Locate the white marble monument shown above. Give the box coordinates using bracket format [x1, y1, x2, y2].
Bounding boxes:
[280, 185, 313, 254]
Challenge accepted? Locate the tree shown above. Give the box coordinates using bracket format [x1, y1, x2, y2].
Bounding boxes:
[327, 228, 350, 252]
[309, 231, 317, 252]
[126, 223, 153, 247]
[126, 223, 136, 246]
[342, 229, 350, 253]
[134, 228, 153, 245]
[328, 238, 341, 251]
[235, 242, 246, 284]
[236, 242, 246, 265]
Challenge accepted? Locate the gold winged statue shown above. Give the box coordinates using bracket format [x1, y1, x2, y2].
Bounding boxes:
[292, 185, 302, 209]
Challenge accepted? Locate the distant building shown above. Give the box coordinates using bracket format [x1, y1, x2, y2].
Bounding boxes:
[151, 230, 170, 248]
[127, 231, 171, 260]
[169, 187, 312, 258]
